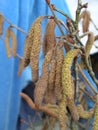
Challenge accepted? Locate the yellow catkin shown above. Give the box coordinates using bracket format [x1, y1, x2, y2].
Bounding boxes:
[62, 49, 81, 121]
[43, 19, 56, 55]
[23, 16, 45, 68]
[4, 27, 11, 58]
[34, 49, 53, 106]
[85, 32, 94, 58]
[62, 49, 81, 99]
[79, 10, 91, 33]
[58, 96, 68, 130]
[92, 95, 98, 130]
[55, 43, 64, 101]
[0, 13, 4, 35]
[10, 29, 17, 57]
[30, 16, 46, 82]
[77, 104, 94, 119]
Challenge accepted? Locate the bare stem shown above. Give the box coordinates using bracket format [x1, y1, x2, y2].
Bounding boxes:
[48, 4, 65, 35]
[53, 6, 74, 23]
[77, 63, 97, 94]
[3, 14, 27, 35]
[75, 0, 82, 29]
[91, 18, 98, 31]
[80, 31, 91, 38]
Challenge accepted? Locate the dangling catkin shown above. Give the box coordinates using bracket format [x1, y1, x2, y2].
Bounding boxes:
[85, 32, 94, 58]
[4, 27, 11, 58]
[23, 36, 31, 67]
[23, 16, 45, 68]
[67, 98, 79, 121]
[79, 10, 91, 33]
[0, 13, 4, 35]
[62, 49, 81, 121]
[92, 95, 98, 130]
[62, 49, 81, 99]
[48, 57, 56, 104]
[34, 49, 53, 106]
[55, 43, 64, 101]
[77, 104, 94, 119]
[43, 19, 56, 55]
[10, 29, 17, 57]
[30, 16, 46, 82]
[48, 58, 56, 90]
[17, 58, 24, 76]
[80, 32, 94, 69]
[58, 96, 68, 130]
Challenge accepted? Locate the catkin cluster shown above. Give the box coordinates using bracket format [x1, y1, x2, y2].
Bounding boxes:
[1, 5, 98, 130]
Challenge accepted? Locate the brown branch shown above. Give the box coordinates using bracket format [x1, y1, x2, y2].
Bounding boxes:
[47, 4, 65, 35]
[77, 63, 97, 94]
[3, 15, 28, 35]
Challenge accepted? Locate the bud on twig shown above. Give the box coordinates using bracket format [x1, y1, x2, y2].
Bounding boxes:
[82, 3, 88, 8]
[46, 0, 50, 5]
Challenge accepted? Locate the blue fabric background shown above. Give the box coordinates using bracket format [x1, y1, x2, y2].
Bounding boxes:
[0, 1, 71, 130]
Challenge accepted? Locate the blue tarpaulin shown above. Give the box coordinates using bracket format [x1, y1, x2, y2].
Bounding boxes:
[0, 1, 71, 130]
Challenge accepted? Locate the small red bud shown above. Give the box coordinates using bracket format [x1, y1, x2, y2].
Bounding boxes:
[51, 4, 55, 9]
[49, 16, 54, 19]
[46, 0, 50, 5]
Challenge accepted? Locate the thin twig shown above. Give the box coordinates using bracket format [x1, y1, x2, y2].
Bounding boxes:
[57, 18, 69, 31]
[80, 31, 91, 38]
[3, 14, 28, 35]
[77, 63, 97, 94]
[75, 0, 82, 28]
[53, 6, 74, 24]
[79, 87, 95, 102]
[91, 19, 98, 31]
[48, 4, 65, 35]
